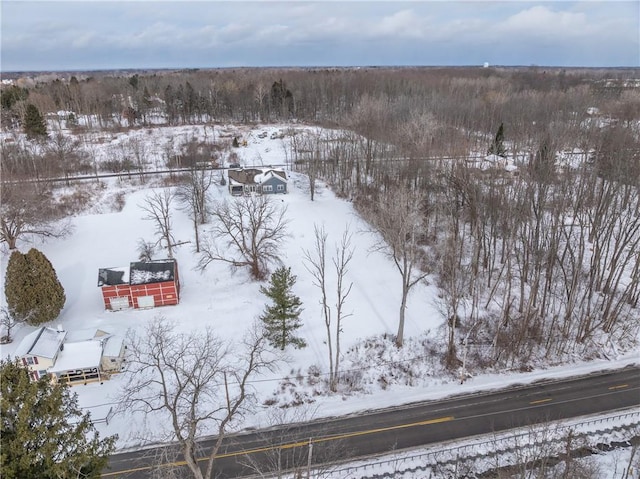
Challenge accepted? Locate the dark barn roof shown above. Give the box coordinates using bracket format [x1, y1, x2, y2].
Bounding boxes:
[97, 267, 128, 287]
[98, 260, 177, 287]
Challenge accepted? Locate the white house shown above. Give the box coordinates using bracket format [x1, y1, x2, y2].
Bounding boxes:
[15, 327, 125, 385]
[15, 326, 67, 381]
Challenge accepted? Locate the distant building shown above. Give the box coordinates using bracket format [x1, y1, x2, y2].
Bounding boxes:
[98, 259, 180, 311]
[227, 167, 288, 196]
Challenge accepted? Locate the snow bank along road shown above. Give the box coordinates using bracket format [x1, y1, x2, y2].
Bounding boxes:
[103, 366, 640, 478]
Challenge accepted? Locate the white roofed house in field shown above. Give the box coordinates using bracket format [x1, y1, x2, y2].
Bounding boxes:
[15, 327, 126, 385]
[227, 167, 288, 196]
[15, 326, 67, 381]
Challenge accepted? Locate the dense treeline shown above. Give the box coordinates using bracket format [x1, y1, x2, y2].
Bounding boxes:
[1, 66, 639, 369]
[2, 67, 638, 131]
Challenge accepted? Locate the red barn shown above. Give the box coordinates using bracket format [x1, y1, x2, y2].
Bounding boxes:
[98, 259, 180, 311]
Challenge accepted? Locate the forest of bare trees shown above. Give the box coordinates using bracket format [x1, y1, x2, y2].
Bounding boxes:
[1, 66, 638, 370]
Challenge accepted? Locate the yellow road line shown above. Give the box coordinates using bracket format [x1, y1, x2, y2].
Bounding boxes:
[529, 398, 553, 405]
[608, 384, 629, 390]
[102, 416, 454, 476]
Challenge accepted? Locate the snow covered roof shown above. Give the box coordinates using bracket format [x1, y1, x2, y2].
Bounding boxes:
[255, 169, 287, 183]
[97, 266, 130, 286]
[64, 328, 110, 342]
[15, 327, 67, 359]
[228, 167, 287, 186]
[129, 259, 176, 285]
[228, 168, 262, 186]
[48, 341, 103, 374]
[102, 336, 124, 358]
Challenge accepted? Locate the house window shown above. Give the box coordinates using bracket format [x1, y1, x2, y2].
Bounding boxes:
[38, 370, 47, 378]
[276, 184, 285, 192]
[263, 185, 273, 192]
[110, 358, 116, 363]
[26, 357, 35, 365]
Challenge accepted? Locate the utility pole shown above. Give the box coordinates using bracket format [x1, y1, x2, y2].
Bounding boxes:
[460, 321, 480, 384]
[307, 438, 313, 479]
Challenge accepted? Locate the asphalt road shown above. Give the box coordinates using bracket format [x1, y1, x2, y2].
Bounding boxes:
[103, 365, 640, 478]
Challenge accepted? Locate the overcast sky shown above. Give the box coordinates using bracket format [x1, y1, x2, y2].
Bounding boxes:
[1, 1, 638, 72]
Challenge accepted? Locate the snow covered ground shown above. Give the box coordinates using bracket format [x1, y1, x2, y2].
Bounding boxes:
[321, 408, 640, 478]
[1, 123, 638, 474]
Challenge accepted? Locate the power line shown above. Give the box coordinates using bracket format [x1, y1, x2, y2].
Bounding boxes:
[81, 350, 435, 410]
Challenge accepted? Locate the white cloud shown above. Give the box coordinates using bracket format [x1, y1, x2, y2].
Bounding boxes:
[373, 9, 428, 39]
[499, 5, 594, 37]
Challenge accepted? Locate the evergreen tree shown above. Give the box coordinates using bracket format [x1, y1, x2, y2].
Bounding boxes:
[23, 103, 48, 138]
[488, 122, 506, 157]
[128, 74, 139, 90]
[0, 85, 28, 111]
[0, 359, 116, 479]
[4, 251, 32, 322]
[4, 249, 65, 325]
[270, 79, 294, 118]
[260, 266, 305, 350]
[66, 112, 78, 128]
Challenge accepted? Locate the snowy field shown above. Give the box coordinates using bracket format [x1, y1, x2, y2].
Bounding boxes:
[1, 124, 638, 471]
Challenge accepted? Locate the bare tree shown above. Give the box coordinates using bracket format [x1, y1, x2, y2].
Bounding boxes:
[361, 185, 429, 347]
[0, 306, 28, 343]
[290, 130, 322, 201]
[0, 183, 71, 250]
[119, 317, 278, 479]
[303, 225, 354, 391]
[331, 228, 354, 391]
[0, 137, 47, 181]
[198, 195, 289, 280]
[433, 233, 468, 370]
[239, 406, 350, 478]
[176, 168, 214, 253]
[125, 137, 149, 182]
[140, 189, 177, 258]
[303, 226, 332, 386]
[44, 132, 89, 185]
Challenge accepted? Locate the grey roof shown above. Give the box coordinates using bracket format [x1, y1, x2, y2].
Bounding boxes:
[97, 267, 129, 287]
[15, 327, 67, 359]
[228, 168, 263, 185]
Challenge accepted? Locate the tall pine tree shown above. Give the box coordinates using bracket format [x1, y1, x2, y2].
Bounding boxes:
[1, 359, 116, 479]
[4, 249, 65, 325]
[23, 103, 48, 139]
[4, 251, 32, 322]
[488, 122, 506, 157]
[260, 266, 305, 350]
